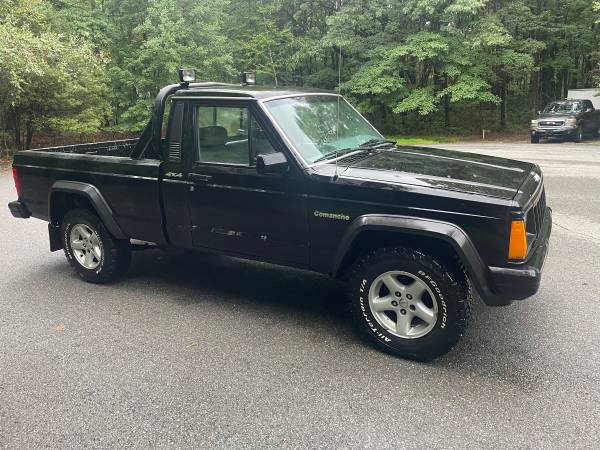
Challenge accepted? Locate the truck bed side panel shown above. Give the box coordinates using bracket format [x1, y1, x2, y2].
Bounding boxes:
[13, 151, 165, 244]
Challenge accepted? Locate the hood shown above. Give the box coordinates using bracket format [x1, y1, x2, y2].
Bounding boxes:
[537, 112, 576, 120]
[320, 146, 535, 200]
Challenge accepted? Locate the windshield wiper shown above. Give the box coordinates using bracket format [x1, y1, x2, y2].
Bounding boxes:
[359, 138, 385, 147]
[360, 138, 396, 149]
[312, 147, 365, 164]
[313, 139, 394, 164]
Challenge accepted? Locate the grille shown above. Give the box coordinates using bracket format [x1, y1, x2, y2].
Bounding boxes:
[526, 188, 546, 235]
[539, 120, 564, 127]
[168, 142, 181, 161]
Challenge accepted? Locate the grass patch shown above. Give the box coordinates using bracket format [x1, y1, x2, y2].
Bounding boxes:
[388, 135, 468, 145]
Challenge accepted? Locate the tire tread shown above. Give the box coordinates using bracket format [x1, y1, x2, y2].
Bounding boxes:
[61, 208, 131, 283]
[348, 246, 472, 360]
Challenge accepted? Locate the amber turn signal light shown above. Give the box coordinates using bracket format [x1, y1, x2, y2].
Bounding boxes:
[508, 220, 527, 260]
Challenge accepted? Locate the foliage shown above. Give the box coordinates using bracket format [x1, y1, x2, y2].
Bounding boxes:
[0, 0, 109, 149]
[1, 0, 599, 148]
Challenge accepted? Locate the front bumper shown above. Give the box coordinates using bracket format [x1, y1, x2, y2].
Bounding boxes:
[530, 126, 576, 138]
[8, 200, 30, 219]
[486, 207, 552, 304]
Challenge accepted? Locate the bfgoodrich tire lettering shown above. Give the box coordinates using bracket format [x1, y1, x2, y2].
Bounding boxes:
[349, 246, 471, 361]
[61, 209, 131, 283]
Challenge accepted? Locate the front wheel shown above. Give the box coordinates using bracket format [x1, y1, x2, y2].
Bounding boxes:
[61, 209, 131, 283]
[530, 134, 540, 144]
[348, 247, 471, 361]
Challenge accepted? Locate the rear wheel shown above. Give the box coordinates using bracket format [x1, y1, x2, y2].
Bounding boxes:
[348, 247, 471, 361]
[61, 209, 131, 283]
[574, 125, 584, 143]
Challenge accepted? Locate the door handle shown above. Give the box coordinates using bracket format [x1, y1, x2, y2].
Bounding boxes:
[189, 173, 212, 183]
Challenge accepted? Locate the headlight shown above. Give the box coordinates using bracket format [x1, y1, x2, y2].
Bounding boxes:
[565, 118, 577, 127]
[530, 119, 538, 126]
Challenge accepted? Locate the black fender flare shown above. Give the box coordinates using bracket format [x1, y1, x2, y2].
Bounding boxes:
[333, 214, 505, 305]
[48, 181, 127, 240]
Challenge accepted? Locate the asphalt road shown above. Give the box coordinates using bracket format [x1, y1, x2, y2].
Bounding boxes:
[1, 141, 599, 449]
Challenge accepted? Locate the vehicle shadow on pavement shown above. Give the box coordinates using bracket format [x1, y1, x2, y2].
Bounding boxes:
[431, 300, 547, 389]
[40, 247, 546, 385]
[126, 248, 351, 322]
[124, 249, 542, 383]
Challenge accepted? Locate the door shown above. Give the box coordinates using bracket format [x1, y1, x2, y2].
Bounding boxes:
[582, 100, 600, 132]
[580, 100, 592, 132]
[186, 101, 309, 267]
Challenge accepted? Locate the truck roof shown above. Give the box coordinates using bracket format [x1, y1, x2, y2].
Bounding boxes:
[171, 83, 336, 101]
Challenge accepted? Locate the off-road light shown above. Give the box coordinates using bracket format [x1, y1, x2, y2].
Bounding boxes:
[508, 219, 527, 260]
[178, 68, 195, 84]
[241, 71, 256, 86]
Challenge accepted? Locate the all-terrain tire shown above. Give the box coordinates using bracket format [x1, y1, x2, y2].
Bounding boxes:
[348, 247, 472, 361]
[530, 135, 540, 144]
[61, 208, 131, 283]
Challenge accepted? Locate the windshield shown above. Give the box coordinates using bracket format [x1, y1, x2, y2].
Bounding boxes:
[543, 101, 582, 114]
[264, 95, 385, 164]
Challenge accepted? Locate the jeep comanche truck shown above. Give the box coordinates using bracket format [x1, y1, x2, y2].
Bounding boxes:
[530, 99, 600, 143]
[8, 70, 552, 360]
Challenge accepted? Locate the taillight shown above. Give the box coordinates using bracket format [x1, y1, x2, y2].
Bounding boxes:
[12, 167, 22, 198]
[508, 220, 527, 260]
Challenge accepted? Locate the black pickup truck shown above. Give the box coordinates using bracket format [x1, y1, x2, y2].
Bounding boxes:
[8, 71, 552, 360]
[530, 99, 600, 143]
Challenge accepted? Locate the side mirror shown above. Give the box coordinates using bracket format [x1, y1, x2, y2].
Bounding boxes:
[586, 108, 594, 113]
[256, 152, 289, 174]
[537, 110, 541, 115]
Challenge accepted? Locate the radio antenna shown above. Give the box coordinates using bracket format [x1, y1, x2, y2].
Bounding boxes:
[333, 46, 342, 182]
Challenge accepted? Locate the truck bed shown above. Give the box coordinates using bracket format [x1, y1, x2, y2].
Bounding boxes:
[12, 137, 165, 245]
[29, 139, 139, 157]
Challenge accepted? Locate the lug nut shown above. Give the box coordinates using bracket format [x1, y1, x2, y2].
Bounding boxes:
[395, 292, 401, 297]
[400, 309, 407, 315]
[391, 300, 398, 307]
[409, 305, 416, 311]
[406, 294, 413, 300]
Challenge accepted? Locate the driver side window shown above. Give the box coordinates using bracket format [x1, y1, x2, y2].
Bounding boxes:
[196, 105, 276, 166]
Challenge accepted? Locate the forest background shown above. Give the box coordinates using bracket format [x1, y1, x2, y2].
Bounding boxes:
[1, 0, 599, 152]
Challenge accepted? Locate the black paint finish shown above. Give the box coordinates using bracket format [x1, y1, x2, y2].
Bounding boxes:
[8, 85, 552, 306]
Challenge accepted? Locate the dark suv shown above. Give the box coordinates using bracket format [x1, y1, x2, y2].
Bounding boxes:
[530, 99, 600, 143]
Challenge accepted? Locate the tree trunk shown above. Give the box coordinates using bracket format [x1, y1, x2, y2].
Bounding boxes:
[25, 120, 34, 150]
[443, 76, 450, 128]
[499, 84, 508, 130]
[9, 107, 22, 150]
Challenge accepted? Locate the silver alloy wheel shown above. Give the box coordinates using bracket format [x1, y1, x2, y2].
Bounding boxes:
[368, 270, 438, 339]
[69, 224, 102, 270]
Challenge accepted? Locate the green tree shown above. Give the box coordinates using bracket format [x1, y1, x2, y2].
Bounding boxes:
[0, 0, 109, 149]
